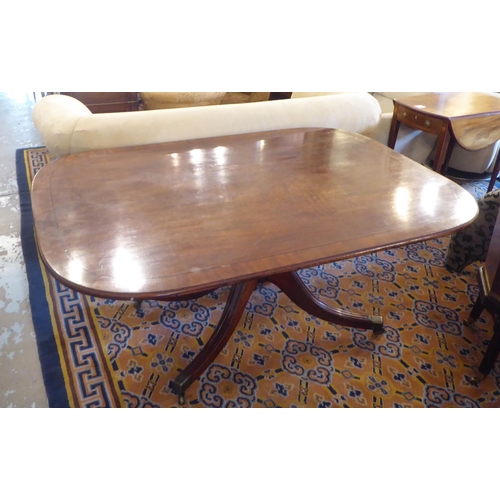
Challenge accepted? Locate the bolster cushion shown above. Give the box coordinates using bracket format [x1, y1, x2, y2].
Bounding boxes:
[33, 93, 381, 158]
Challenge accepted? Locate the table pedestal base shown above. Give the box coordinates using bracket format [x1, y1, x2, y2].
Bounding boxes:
[170, 270, 384, 404]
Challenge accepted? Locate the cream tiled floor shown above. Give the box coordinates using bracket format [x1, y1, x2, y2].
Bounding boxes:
[0, 92, 48, 407]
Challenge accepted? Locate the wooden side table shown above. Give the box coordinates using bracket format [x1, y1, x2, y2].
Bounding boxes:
[388, 92, 500, 192]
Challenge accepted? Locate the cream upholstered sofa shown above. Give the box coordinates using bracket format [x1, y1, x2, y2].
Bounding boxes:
[368, 92, 500, 174]
[32, 92, 381, 159]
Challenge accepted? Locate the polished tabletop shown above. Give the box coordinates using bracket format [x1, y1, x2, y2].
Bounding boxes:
[31, 128, 479, 300]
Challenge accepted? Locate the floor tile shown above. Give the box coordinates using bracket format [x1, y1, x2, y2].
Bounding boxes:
[0, 92, 48, 407]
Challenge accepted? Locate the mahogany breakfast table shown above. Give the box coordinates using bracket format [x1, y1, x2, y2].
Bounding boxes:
[388, 92, 500, 192]
[31, 128, 479, 404]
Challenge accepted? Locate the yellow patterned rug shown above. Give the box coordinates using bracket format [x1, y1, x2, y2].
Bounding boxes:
[18, 147, 500, 407]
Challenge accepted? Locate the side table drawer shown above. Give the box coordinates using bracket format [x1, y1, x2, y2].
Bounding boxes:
[396, 105, 443, 134]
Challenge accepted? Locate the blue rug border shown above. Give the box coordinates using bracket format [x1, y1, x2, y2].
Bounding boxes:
[16, 148, 70, 408]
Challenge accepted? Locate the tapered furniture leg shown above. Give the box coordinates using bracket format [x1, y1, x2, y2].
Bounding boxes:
[433, 128, 452, 174]
[171, 279, 258, 404]
[487, 151, 500, 193]
[441, 137, 456, 176]
[267, 271, 384, 333]
[464, 296, 485, 326]
[387, 110, 401, 149]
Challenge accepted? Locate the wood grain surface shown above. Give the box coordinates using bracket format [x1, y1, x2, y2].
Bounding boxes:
[31, 128, 478, 300]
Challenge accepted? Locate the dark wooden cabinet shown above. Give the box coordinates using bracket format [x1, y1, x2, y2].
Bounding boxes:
[60, 92, 291, 111]
[60, 92, 140, 113]
[269, 92, 293, 100]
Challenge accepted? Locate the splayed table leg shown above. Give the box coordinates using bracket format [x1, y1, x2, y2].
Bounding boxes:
[171, 279, 258, 404]
[172, 270, 385, 403]
[267, 271, 384, 333]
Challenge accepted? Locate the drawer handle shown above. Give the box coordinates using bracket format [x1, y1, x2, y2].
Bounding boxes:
[403, 112, 407, 118]
[425, 120, 431, 127]
[415, 115, 418, 120]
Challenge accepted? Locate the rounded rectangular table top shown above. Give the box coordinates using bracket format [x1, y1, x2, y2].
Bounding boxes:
[31, 128, 478, 299]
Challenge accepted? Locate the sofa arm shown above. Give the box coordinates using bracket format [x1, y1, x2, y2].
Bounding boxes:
[32, 94, 92, 158]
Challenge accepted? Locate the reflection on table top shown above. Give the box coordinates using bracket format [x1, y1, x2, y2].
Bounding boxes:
[31, 128, 478, 299]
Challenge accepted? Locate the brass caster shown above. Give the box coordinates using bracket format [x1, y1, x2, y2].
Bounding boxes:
[133, 300, 143, 310]
[470, 373, 486, 384]
[171, 380, 186, 405]
[463, 318, 476, 327]
[371, 316, 384, 334]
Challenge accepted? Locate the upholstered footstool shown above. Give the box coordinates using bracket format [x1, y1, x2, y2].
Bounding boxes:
[446, 189, 500, 273]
